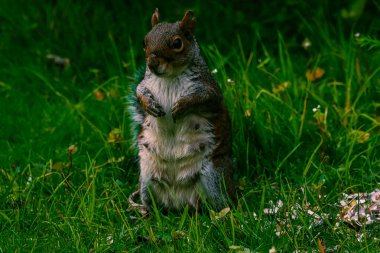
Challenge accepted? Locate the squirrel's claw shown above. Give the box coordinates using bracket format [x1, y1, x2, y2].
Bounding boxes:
[146, 103, 165, 118]
[137, 86, 165, 118]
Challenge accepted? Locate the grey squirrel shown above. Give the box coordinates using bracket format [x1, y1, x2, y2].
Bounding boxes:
[129, 9, 234, 211]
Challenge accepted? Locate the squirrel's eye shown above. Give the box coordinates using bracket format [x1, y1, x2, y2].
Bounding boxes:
[172, 37, 183, 52]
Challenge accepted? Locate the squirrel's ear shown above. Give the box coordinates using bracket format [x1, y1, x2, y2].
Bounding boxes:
[151, 8, 159, 27]
[180, 10, 196, 37]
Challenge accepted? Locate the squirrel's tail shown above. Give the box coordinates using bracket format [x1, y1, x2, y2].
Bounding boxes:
[125, 65, 146, 154]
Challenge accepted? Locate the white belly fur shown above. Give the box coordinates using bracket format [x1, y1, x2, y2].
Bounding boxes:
[138, 74, 215, 209]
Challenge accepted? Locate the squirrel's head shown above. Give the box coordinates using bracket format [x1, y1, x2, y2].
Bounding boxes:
[143, 9, 197, 77]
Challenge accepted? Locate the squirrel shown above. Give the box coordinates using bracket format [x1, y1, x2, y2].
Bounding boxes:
[129, 9, 234, 212]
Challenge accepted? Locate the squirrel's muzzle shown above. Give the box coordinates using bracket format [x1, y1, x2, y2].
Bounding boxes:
[147, 54, 168, 76]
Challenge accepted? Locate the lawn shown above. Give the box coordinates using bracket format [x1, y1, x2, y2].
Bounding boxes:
[0, 0, 379, 252]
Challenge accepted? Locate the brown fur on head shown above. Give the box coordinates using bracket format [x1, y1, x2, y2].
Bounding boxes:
[143, 9, 197, 77]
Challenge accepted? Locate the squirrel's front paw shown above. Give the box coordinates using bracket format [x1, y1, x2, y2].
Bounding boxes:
[145, 102, 165, 118]
[137, 86, 165, 118]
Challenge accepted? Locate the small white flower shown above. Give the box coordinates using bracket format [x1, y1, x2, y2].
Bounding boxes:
[312, 105, 321, 113]
[355, 32, 360, 38]
[263, 208, 271, 214]
[269, 246, 277, 253]
[302, 38, 312, 49]
[107, 234, 113, 245]
[211, 68, 218, 74]
[356, 233, 364, 242]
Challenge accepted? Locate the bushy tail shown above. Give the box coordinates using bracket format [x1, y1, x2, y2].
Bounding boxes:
[125, 65, 146, 154]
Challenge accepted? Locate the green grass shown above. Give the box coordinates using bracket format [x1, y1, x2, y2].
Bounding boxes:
[1, 0, 379, 252]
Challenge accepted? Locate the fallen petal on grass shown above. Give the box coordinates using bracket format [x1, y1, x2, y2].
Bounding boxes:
[210, 207, 231, 221]
[338, 189, 380, 227]
[306, 67, 325, 81]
